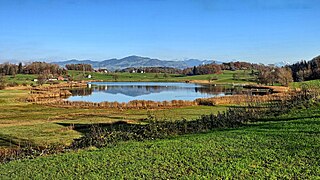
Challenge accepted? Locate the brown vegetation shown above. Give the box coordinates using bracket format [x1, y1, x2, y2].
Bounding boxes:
[195, 93, 291, 106]
[26, 82, 87, 102]
[65, 64, 93, 71]
[37, 99, 198, 110]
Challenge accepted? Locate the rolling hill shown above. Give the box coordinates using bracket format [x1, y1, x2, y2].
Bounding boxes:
[51, 56, 216, 70]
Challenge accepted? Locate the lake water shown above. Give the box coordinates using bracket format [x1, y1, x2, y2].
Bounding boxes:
[66, 82, 243, 103]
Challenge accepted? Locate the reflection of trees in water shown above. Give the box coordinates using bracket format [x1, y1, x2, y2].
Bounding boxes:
[103, 85, 177, 96]
[70, 85, 245, 97]
[69, 88, 94, 96]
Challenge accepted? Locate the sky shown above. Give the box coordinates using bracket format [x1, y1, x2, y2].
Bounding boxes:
[0, 0, 319, 64]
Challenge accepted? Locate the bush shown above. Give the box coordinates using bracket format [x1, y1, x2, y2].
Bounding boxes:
[7, 82, 18, 87]
[0, 75, 6, 90]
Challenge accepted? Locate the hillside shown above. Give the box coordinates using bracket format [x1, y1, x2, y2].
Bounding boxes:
[51, 56, 214, 70]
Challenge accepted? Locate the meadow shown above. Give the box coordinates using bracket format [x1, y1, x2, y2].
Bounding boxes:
[0, 106, 319, 179]
[67, 70, 255, 84]
[2, 70, 255, 88]
[0, 89, 227, 148]
[1, 71, 319, 179]
[0, 70, 255, 148]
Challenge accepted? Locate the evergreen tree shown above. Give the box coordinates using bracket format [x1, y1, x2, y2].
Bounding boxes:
[18, 62, 23, 74]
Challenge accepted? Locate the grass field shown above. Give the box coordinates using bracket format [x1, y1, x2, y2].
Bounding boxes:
[69, 70, 256, 84]
[1, 70, 256, 88]
[1, 71, 319, 178]
[291, 79, 320, 89]
[0, 106, 319, 179]
[0, 89, 227, 148]
[4, 74, 37, 86]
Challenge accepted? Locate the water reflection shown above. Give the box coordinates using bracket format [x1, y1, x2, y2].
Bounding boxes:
[67, 82, 244, 103]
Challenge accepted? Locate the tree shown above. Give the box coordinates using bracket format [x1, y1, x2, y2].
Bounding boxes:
[112, 74, 119, 81]
[18, 62, 23, 74]
[275, 68, 293, 86]
[9, 66, 16, 77]
[192, 66, 198, 75]
[37, 74, 46, 86]
[258, 68, 272, 85]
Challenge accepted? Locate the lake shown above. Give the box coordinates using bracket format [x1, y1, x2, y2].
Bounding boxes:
[66, 82, 244, 103]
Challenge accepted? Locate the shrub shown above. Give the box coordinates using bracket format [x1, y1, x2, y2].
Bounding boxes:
[7, 82, 18, 87]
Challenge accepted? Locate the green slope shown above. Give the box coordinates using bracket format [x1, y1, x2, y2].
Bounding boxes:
[1, 107, 319, 179]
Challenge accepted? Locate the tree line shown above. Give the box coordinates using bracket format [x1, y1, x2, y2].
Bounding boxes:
[1, 55, 320, 86]
[0, 62, 66, 76]
[289, 55, 320, 82]
[65, 64, 94, 71]
[182, 61, 268, 76]
[117, 67, 183, 74]
[257, 66, 293, 86]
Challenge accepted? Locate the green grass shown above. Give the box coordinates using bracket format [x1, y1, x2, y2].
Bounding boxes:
[0, 106, 319, 179]
[4, 74, 37, 85]
[68, 70, 256, 84]
[0, 89, 227, 148]
[291, 79, 320, 89]
[0, 70, 256, 88]
[0, 70, 252, 148]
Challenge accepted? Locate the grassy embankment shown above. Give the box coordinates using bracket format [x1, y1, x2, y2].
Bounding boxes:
[0, 89, 227, 148]
[0, 104, 319, 179]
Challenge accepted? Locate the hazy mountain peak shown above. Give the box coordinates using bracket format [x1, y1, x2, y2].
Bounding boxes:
[52, 56, 219, 70]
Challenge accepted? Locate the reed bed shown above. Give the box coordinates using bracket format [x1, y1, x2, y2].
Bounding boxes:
[37, 99, 198, 109]
[195, 93, 292, 105]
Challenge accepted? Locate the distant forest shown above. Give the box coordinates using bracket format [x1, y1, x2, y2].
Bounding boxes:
[0, 62, 66, 76]
[289, 56, 320, 82]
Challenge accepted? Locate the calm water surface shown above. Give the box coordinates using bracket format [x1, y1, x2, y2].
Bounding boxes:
[66, 82, 242, 103]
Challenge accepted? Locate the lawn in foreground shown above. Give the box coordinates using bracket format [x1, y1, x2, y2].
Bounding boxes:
[0, 107, 319, 179]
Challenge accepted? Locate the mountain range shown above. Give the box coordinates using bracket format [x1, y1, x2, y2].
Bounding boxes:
[51, 55, 292, 70]
[51, 56, 218, 70]
[273, 61, 291, 67]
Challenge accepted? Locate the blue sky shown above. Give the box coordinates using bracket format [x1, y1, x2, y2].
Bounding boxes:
[0, 0, 319, 63]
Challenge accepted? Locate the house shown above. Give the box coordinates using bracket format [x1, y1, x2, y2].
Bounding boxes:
[87, 74, 92, 79]
[97, 69, 108, 73]
[57, 76, 64, 81]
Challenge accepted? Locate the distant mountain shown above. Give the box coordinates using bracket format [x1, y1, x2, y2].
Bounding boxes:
[183, 59, 224, 66]
[274, 61, 291, 67]
[51, 56, 218, 70]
